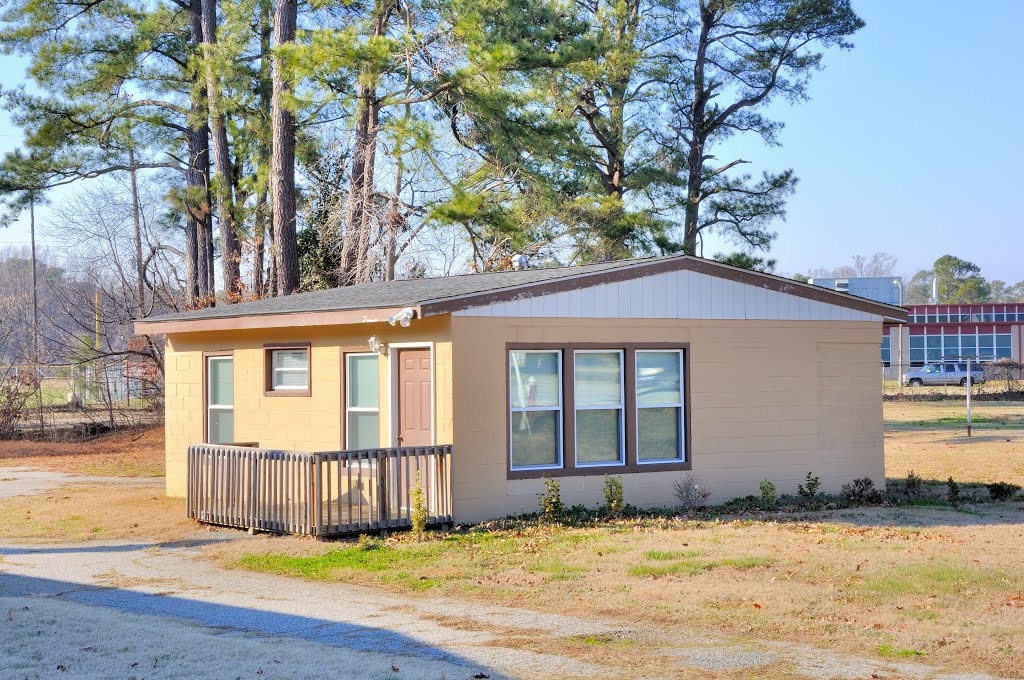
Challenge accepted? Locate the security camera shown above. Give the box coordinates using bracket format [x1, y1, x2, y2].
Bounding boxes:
[388, 307, 416, 328]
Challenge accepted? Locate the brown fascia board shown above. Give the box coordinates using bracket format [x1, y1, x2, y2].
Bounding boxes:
[133, 306, 418, 335]
[418, 256, 909, 322]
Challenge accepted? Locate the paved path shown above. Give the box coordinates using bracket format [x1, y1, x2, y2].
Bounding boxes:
[0, 466, 162, 499]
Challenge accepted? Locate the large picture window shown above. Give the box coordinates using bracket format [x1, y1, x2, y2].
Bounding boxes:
[346, 353, 380, 449]
[507, 345, 688, 477]
[635, 350, 685, 463]
[206, 355, 234, 444]
[574, 351, 624, 466]
[509, 350, 562, 470]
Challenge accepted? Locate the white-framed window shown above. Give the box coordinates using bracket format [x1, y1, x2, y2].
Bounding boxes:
[346, 353, 380, 449]
[635, 350, 685, 463]
[574, 350, 625, 466]
[206, 355, 234, 444]
[509, 350, 562, 470]
[269, 348, 310, 391]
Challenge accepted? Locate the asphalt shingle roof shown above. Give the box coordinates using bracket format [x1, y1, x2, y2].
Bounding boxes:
[144, 257, 657, 323]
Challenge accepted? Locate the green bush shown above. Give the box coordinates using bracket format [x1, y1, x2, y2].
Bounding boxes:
[985, 481, 1020, 502]
[946, 476, 961, 507]
[841, 477, 882, 505]
[603, 475, 625, 516]
[538, 478, 564, 520]
[797, 472, 821, 500]
[903, 470, 923, 497]
[758, 479, 778, 510]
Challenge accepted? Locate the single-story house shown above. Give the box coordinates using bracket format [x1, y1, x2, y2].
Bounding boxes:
[135, 255, 907, 525]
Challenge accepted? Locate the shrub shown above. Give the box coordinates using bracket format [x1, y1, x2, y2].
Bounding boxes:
[538, 478, 564, 520]
[409, 471, 427, 541]
[946, 476, 961, 507]
[673, 472, 711, 513]
[841, 477, 883, 505]
[357, 534, 384, 551]
[797, 472, 821, 500]
[603, 475, 625, 516]
[985, 481, 1019, 502]
[903, 470, 923, 497]
[758, 479, 778, 510]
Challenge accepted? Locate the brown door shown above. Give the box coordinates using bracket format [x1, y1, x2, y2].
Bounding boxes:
[397, 349, 432, 447]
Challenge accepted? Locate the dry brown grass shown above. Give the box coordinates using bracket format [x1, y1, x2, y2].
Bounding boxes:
[209, 503, 1024, 678]
[0, 483, 192, 542]
[206, 400, 1024, 678]
[0, 427, 165, 477]
[883, 401, 1024, 485]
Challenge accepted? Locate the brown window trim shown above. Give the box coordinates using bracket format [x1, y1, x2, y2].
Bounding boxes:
[202, 350, 234, 445]
[506, 342, 691, 480]
[339, 346, 376, 450]
[263, 342, 312, 397]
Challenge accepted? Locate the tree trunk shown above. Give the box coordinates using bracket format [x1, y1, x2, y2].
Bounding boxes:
[187, 0, 214, 305]
[252, 0, 273, 297]
[339, 0, 396, 285]
[271, 0, 299, 295]
[354, 95, 380, 283]
[682, 4, 714, 256]
[200, 0, 242, 298]
[128, 138, 145, 315]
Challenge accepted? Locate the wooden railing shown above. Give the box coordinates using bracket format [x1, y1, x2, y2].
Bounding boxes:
[187, 444, 453, 537]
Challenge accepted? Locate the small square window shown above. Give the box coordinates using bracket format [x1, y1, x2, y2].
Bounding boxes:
[265, 346, 310, 395]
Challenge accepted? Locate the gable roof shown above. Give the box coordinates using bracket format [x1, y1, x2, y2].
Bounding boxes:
[134, 255, 907, 334]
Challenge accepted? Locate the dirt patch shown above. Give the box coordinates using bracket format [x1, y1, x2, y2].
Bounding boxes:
[0, 427, 164, 477]
[0, 483, 193, 542]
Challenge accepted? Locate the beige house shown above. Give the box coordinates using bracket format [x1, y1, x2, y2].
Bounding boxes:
[136, 255, 906, 526]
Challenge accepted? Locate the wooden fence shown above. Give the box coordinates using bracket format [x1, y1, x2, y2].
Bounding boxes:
[187, 444, 453, 537]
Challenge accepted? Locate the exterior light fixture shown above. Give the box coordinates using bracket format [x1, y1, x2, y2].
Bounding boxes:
[368, 336, 388, 356]
[387, 307, 416, 328]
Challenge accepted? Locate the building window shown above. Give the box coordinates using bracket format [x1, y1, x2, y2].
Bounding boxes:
[265, 345, 310, 395]
[574, 350, 625, 466]
[881, 336, 891, 366]
[508, 346, 689, 477]
[996, 334, 1012, 359]
[636, 350, 685, 462]
[206, 355, 234, 444]
[909, 335, 924, 366]
[509, 350, 563, 470]
[346, 353, 380, 449]
[961, 334, 977, 357]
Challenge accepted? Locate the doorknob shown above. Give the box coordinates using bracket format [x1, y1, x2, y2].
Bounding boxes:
[396, 434, 404, 446]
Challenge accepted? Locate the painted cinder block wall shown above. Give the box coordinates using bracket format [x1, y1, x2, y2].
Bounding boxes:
[162, 316, 452, 498]
[448, 316, 884, 522]
[162, 313, 883, 524]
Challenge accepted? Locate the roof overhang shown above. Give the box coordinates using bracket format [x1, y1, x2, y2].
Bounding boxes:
[134, 306, 419, 335]
[133, 256, 907, 335]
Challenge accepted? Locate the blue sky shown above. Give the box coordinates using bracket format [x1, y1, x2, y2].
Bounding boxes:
[1, 1, 1022, 282]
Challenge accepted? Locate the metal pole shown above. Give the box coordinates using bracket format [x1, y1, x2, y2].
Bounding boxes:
[966, 356, 972, 437]
[894, 278, 904, 388]
[29, 197, 44, 434]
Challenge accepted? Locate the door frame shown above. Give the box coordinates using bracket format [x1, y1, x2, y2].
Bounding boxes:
[387, 342, 435, 447]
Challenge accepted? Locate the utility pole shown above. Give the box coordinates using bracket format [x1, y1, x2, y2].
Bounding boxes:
[29, 195, 44, 433]
[128, 130, 144, 314]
